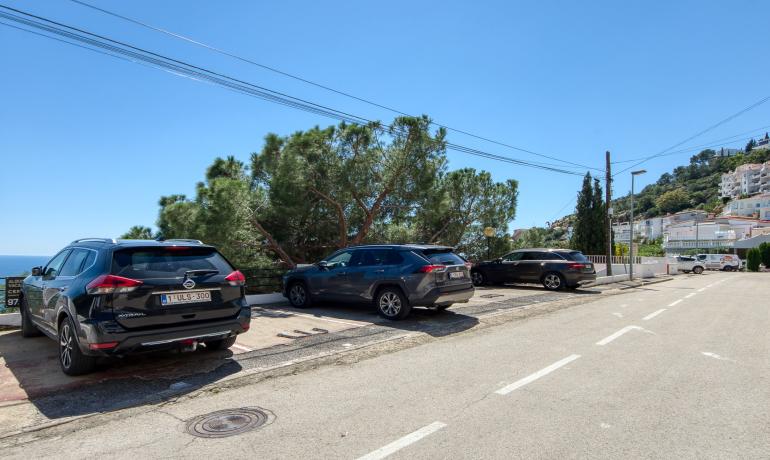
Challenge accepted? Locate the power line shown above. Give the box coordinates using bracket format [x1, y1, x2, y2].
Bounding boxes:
[66, 0, 602, 173]
[613, 95, 770, 176]
[611, 124, 770, 164]
[0, 4, 585, 176]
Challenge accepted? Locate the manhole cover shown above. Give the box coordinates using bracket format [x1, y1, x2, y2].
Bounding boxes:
[185, 408, 269, 438]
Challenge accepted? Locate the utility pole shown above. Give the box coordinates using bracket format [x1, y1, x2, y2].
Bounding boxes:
[605, 151, 614, 276]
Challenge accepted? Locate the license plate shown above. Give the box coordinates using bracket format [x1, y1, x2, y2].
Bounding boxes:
[449, 271, 465, 279]
[160, 290, 212, 306]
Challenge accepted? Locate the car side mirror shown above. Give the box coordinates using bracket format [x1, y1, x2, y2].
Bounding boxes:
[317, 261, 329, 270]
[31, 266, 42, 277]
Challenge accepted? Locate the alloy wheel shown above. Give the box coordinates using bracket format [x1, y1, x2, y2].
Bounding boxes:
[60, 322, 73, 370]
[289, 284, 306, 306]
[471, 272, 484, 286]
[543, 273, 561, 290]
[379, 292, 401, 317]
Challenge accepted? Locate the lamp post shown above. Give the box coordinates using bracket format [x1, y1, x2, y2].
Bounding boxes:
[629, 169, 647, 280]
[483, 226, 495, 260]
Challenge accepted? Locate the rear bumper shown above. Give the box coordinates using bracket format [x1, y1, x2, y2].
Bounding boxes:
[413, 284, 475, 306]
[78, 306, 251, 356]
[564, 272, 596, 286]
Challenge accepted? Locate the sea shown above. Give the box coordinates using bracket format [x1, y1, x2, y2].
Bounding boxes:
[0, 255, 51, 279]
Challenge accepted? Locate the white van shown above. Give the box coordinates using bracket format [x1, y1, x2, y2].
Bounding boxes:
[695, 253, 742, 271]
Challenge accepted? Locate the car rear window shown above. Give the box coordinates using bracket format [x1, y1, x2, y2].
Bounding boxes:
[419, 250, 466, 266]
[111, 247, 233, 279]
[561, 251, 588, 262]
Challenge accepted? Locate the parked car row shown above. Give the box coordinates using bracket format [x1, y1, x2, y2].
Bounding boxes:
[19, 239, 594, 375]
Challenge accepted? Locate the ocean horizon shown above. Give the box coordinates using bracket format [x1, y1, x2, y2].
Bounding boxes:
[0, 255, 51, 278]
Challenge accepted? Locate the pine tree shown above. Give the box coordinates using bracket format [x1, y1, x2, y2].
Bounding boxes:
[570, 173, 594, 253]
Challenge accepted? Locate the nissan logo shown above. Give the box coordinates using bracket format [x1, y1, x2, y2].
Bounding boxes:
[182, 279, 196, 290]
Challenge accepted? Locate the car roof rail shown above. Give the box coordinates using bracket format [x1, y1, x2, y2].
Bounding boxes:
[161, 238, 204, 244]
[70, 238, 117, 244]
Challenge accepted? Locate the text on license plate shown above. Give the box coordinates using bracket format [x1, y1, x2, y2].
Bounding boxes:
[160, 290, 212, 305]
[449, 271, 465, 279]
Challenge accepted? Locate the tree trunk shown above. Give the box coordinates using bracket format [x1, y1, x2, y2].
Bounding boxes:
[250, 217, 296, 268]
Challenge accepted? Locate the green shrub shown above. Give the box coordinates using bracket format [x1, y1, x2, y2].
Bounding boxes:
[746, 248, 761, 272]
[759, 242, 770, 268]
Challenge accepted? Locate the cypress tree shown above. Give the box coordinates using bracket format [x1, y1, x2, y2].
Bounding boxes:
[570, 173, 594, 253]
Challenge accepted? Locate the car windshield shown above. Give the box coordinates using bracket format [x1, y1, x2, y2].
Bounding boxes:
[111, 247, 233, 279]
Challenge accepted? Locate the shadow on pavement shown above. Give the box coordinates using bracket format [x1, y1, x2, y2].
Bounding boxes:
[0, 330, 242, 419]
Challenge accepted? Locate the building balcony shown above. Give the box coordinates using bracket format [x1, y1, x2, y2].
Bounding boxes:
[663, 239, 736, 249]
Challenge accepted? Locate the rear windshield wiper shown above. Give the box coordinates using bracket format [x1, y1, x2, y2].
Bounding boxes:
[184, 269, 219, 277]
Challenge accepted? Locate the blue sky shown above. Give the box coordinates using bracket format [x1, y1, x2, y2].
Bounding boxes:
[2, 0, 770, 256]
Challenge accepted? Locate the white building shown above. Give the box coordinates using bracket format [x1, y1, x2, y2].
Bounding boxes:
[722, 194, 770, 220]
[720, 162, 768, 199]
[754, 134, 770, 151]
[716, 147, 740, 157]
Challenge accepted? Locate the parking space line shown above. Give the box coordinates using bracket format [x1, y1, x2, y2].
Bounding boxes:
[642, 309, 666, 321]
[231, 343, 254, 352]
[276, 311, 367, 327]
[356, 421, 447, 460]
[697, 287, 707, 292]
[495, 354, 581, 395]
[596, 326, 643, 346]
[685, 293, 696, 298]
[668, 299, 683, 307]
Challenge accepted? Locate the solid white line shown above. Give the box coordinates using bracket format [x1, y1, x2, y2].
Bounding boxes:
[685, 293, 696, 298]
[697, 287, 707, 292]
[596, 326, 643, 346]
[668, 299, 683, 307]
[495, 354, 581, 395]
[356, 422, 447, 460]
[642, 309, 666, 321]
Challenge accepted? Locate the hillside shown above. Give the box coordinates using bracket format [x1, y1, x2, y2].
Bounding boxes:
[610, 146, 770, 221]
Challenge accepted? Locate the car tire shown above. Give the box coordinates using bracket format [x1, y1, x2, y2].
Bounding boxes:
[20, 297, 42, 338]
[693, 266, 704, 275]
[541, 272, 565, 291]
[375, 287, 411, 320]
[471, 271, 486, 286]
[287, 282, 311, 308]
[59, 316, 97, 376]
[205, 336, 237, 351]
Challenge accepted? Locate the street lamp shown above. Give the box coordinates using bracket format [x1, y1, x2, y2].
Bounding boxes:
[629, 169, 647, 280]
[483, 226, 495, 260]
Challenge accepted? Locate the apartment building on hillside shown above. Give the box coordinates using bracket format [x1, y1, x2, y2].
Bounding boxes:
[720, 162, 770, 199]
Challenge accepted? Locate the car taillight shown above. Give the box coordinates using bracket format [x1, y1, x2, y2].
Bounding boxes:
[568, 263, 586, 270]
[86, 275, 143, 294]
[464, 262, 473, 270]
[418, 265, 447, 273]
[88, 342, 118, 350]
[225, 270, 246, 286]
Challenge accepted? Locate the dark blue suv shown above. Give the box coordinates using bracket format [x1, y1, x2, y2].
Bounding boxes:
[19, 238, 251, 375]
[282, 244, 474, 320]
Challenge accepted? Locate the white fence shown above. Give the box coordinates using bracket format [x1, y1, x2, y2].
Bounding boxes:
[585, 255, 668, 278]
[586, 255, 642, 265]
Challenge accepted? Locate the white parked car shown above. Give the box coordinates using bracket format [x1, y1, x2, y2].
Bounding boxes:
[695, 253, 742, 271]
[676, 256, 705, 274]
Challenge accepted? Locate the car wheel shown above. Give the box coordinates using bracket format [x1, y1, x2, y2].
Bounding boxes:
[542, 272, 565, 291]
[20, 297, 42, 338]
[205, 336, 237, 351]
[375, 287, 411, 320]
[471, 271, 486, 286]
[693, 266, 704, 275]
[287, 282, 311, 308]
[59, 316, 96, 376]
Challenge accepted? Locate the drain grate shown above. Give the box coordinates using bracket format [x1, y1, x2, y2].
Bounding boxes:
[185, 408, 269, 438]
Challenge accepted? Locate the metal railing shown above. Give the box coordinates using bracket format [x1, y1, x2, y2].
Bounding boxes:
[585, 255, 642, 265]
[241, 268, 286, 294]
[662, 239, 736, 249]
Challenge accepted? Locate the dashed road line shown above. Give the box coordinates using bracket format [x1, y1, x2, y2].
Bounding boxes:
[668, 299, 683, 307]
[642, 309, 666, 321]
[596, 326, 644, 346]
[495, 354, 581, 395]
[357, 421, 447, 460]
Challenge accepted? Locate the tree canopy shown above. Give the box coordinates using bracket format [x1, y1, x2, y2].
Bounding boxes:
[128, 116, 519, 267]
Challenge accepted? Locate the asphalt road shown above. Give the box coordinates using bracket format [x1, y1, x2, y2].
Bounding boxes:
[2, 272, 768, 459]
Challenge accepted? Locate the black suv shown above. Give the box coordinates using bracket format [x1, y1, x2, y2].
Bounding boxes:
[19, 238, 251, 375]
[471, 248, 596, 290]
[282, 245, 474, 320]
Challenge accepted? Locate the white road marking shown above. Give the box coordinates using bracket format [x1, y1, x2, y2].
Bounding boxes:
[612, 312, 623, 318]
[231, 343, 254, 352]
[685, 293, 696, 298]
[596, 326, 647, 346]
[697, 287, 707, 292]
[668, 299, 683, 307]
[495, 354, 581, 395]
[642, 309, 666, 321]
[356, 422, 447, 460]
[701, 352, 736, 362]
[282, 311, 366, 327]
[620, 304, 628, 308]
